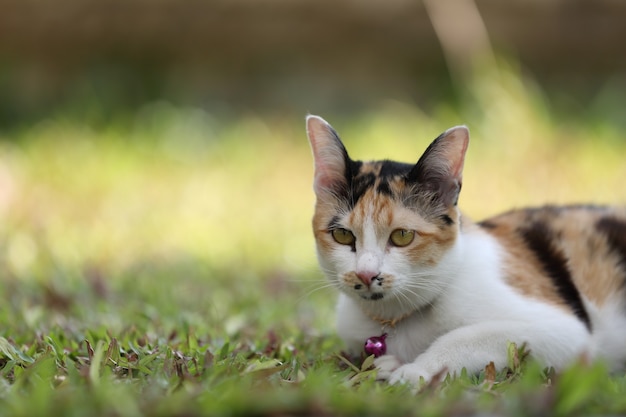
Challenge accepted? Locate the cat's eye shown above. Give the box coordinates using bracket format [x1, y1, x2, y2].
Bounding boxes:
[389, 229, 415, 247]
[331, 228, 355, 246]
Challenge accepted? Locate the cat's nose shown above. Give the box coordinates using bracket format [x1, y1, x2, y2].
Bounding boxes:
[356, 270, 380, 287]
[356, 252, 380, 287]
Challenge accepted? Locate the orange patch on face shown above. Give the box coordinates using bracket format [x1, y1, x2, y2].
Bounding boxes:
[406, 218, 458, 266]
[347, 188, 395, 234]
[312, 200, 344, 255]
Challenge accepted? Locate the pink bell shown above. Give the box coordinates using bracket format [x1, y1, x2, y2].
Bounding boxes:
[364, 333, 387, 357]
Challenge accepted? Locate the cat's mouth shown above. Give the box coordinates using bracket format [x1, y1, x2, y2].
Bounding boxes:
[360, 293, 384, 301]
[344, 274, 388, 301]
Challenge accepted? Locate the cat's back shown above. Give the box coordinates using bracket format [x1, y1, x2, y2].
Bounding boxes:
[476, 205, 626, 326]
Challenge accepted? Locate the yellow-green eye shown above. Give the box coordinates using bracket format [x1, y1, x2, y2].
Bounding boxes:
[389, 229, 415, 247]
[331, 228, 355, 246]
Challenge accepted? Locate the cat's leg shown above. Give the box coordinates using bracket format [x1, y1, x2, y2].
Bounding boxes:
[374, 355, 403, 380]
[376, 317, 590, 385]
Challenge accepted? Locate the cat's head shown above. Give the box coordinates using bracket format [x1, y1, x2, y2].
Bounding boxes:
[306, 115, 469, 321]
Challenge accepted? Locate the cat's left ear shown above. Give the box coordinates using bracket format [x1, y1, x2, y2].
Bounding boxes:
[306, 115, 351, 196]
[407, 126, 469, 207]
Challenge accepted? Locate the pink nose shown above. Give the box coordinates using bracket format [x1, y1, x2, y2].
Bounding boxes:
[356, 270, 379, 286]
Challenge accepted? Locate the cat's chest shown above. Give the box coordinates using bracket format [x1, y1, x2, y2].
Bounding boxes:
[336, 295, 446, 362]
[381, 317, 445, 363]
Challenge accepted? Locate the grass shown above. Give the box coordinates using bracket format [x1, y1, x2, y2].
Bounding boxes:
[1, 66, 626, 416]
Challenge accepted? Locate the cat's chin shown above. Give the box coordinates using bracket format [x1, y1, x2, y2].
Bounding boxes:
[346, 291, 432, 324]
[358, 293, 385, 301]
[336, 277, 440, 321]
[342, 290, 388, 304]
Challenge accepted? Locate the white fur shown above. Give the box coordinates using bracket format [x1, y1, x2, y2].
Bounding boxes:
[324, 220, 626, 385]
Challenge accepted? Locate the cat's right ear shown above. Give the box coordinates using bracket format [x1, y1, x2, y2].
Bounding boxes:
[306, 115, 350, 195]
[406, 126, 469, 207]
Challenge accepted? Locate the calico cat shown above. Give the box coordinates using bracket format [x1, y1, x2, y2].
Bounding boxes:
[306, 115, 626, 385]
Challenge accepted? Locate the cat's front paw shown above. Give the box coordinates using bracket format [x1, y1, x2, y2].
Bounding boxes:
[387, 363, 432, 385]
[373, 354, 402, 380]
[387, 360, 449, 386]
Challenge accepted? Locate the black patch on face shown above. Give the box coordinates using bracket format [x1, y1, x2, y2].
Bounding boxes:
[377, 161, 414, 198]
[370, 293, 384, 300]
[349, 172, 376, 205]
[379, 160, 413, 178]
[519, 221, 591, 331]
[342, 159, 362, 195]
[346, 160, 414, 205]
[376, 180, 393, 196]
[596, 216, 626, 287]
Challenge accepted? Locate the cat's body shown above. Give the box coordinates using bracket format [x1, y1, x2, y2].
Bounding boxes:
[306, 115, 626, 385]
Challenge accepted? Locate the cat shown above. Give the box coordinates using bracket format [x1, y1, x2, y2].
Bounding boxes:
[306, 114, 626, 385]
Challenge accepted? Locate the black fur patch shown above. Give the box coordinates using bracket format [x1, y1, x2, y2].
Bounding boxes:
[345, 160, 414, 206]
[519, 221, 591, 331]
[376, 180, 393, 196]
[596, 216, 626, 287]
[378, 161, 413, 198]
[379, 160, 413, 178]
[349, 172, 376, 205]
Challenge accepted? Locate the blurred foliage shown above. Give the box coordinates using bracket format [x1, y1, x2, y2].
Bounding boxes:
[2, 0, 626, 128]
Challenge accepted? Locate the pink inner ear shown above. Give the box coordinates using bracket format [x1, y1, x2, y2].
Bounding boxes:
[307, 116, 347, 194]
[312, 145, 346, 194]
[314, 164, 335, 192]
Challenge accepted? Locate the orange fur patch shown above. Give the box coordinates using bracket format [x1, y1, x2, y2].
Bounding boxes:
[479, 206, 626, 308]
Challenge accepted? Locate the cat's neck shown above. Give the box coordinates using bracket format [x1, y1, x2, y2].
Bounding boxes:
[363, 301, 437, 328]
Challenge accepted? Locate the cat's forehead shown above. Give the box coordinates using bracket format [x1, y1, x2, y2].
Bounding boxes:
[358, 160, 414, 179]
[347, 187, 436, 233]
[351, 160, 414, 203]
[347, 161, 424, 229]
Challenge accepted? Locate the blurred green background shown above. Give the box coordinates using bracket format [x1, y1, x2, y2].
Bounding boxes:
[1, 0, 626, 342]
[2, 0, 626, 126]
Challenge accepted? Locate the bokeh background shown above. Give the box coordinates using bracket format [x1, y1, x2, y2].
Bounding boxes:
[1, 0, 626, 339]
[2, 0, 626, 125]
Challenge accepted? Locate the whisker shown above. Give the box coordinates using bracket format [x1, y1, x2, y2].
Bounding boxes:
[296, 279, 340, 303]
[393, 290, 420, 313]
[398, 287, 432, 309]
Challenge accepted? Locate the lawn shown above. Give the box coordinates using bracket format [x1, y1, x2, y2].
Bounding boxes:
[1, 68, 626, 416]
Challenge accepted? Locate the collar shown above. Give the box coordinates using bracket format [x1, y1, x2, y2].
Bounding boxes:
[365, 310, 416, 328]
[363, 298, 437, 328]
